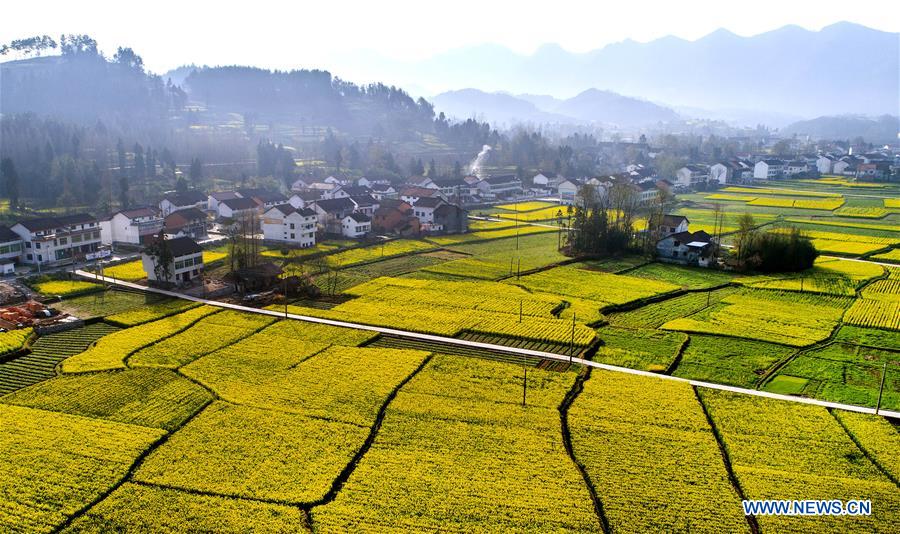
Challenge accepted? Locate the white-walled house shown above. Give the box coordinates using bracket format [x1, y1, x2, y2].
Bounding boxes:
[557, 179, 581, 204]
[785, 160, 808, 176]
[341, 213, 371, 238]
[142, 236, 203, 286]
[100, 207, 164, 246]
[674, 165, 710, 189]
[411, 197, 445, 224]
[533, 173, 550, 186]
[816, 155, 835, 174]
[159, 190, 207, 216]
[12, 214, 102, 266]
[0, 226, 23, 269]
[753, 159, 785, 180]
[207, 191, 240, 212]
[216, 197, 260, 220]
[652, 214, 690, 237]
[261, 204, 317, 247]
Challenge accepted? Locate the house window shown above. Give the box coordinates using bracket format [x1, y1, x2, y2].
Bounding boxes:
[290, 233, 295, 239]
[673, 251, 679, 257]
[289, 223, 295, 229]
[35, 242, 41, 249]
[25, 242, 31, 249]
[673, 241, 680, 246]
[59, 237, 68, 245]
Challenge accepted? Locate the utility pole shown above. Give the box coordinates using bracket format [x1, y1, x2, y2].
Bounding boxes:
[875, 362, 887, 415]
[519, 299, 523, 323]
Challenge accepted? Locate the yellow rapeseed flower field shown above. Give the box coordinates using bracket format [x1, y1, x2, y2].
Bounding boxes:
[0, 404, 164, 532]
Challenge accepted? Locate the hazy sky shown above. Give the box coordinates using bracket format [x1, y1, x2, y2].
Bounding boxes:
[4, 0, 899, 75]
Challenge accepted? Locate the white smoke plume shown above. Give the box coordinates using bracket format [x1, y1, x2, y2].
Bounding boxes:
[468, 145, 492, 178]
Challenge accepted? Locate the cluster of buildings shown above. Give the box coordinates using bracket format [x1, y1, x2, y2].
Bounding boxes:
[670, 149, 897, 191]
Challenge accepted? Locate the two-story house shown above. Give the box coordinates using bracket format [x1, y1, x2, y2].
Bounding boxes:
[261, 204, 317, 247]
[100, 207, 164, 246]
[12, 214, 102, 266]
[160, 190, 207, 216]
[164, 208, 209, 240]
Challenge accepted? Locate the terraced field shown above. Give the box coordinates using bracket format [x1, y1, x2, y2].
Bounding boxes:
[0, 323, 119, 395]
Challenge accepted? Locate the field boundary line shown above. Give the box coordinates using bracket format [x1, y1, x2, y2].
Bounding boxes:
[74, 270, 900, 420]
[51, 398, 215, 533]
[306, 353, 434, 511]
[558, 366, 610, 533]
[694, 387, 759, 534]
[829, 409, 900, 487]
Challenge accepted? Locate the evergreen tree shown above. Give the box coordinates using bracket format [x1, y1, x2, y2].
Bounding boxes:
[1, 158, 20, 210]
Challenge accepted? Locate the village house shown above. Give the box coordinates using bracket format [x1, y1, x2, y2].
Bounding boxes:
[651, 214, 690, 237]
[433, 178, 470, 200]
[207, 191, 240, 212]
[785, 160, 808, 176]
[216, 197, 260, 220]
[142, 236, 203, 286]
[0, 226, 23, 273]
[341, 213, 371, 238]
[251, 191, 290, 210]
[816, 155, 835, 174]
[164, 208, 208, 240]
[753, 159, 785, 180]
[710, 160, 753, 185]
[288, 190, 324, 209]
[410, 196, 444, 225]
[532, 173, 551, 187]
[261, 204, 317, 247]
[349, 195, 380, 217]
[407, 176, 439, 189]
[326, 185, 372, 200]
[312, 197, 357, 234]
[433, 203, 469, 234]
[100, 207, 164, 247]
[159, 190, 207, 216]
[290, 177, 311, 192]
[674, 165, 710, 189]
[656, 229, 714, 267]
[400, 186, 443, 205]
[369, 182, 397, 201]
[12, 214, 102, 266]
[482, 174, 523, 198]
[373, 200, 419, 235]
[557, 178, 582, 204]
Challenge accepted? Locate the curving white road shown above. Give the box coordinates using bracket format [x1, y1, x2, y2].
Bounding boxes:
[75, 269, 900, 420]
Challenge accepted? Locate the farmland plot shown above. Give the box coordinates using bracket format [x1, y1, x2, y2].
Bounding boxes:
[593, 326, 686, 372]
[312, 355, 600, 532]
[764, 343, 899, 410]
[128, 310, 276, 368]
[62, 306, 220, 373]
[672, 335, 796, 388]
[832, 411, 900, 482]
[737, 257, 884, 296]
[184, 344, 429, 426]
[2, 368, 212, 431]
[569, 372, 748, 532]
[661, 289, 851, 346]
[509, 264, 679, 308]
[627, 262, 739, 289]
[105, 299, 200, 327]
[65, 483, 309, 533]
[0, 404, 164, 533]
[134, 402, 369, 504]
[699, 390, 899, 532]
[608, 287, 738, 329]
[423, 233, 567, 280]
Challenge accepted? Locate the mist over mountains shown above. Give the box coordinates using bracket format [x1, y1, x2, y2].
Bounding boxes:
[432, 88, 678, 128]
[350, 22, 898, 120]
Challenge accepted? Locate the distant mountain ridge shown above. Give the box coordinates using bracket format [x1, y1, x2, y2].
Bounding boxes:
[432, 88, 678, 127]
[782, 115, 899, 144]
[354, 22, 898, 118]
